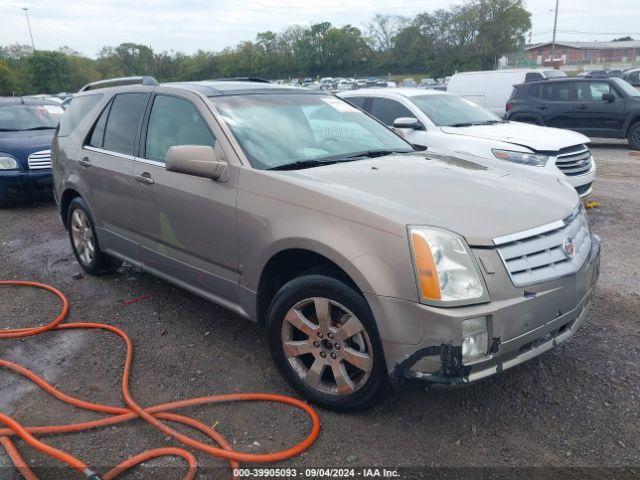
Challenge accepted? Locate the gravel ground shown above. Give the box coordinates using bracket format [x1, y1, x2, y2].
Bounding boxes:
[1, 140, 639, 480]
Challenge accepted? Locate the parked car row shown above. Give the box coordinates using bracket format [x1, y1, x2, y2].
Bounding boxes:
[1, 75, 605, 411]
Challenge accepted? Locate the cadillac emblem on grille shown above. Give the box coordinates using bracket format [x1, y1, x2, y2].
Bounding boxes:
[562, 237, 575, 259]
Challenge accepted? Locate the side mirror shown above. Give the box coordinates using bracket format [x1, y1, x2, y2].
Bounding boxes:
[393, 117, 425, 130]
[602, 92, 615, 102]
[165, 145, 229, 182]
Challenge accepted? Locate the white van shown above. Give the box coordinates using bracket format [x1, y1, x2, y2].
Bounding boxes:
[447, 69, 566, 117]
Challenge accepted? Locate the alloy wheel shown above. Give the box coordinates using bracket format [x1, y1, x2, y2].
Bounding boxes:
[281, 297, 374, 396]
[71, 209, 95, 266]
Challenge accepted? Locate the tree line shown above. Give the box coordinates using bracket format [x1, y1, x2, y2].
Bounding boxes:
[0, 0, 531, 95]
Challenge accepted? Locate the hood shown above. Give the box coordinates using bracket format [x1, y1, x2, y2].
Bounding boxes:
[288, 153, 578, 246]
[0, 129, 55, 161]
[440, 121, 590, 152]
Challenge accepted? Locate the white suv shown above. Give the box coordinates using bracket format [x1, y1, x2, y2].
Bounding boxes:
[339, 88, 596, 197]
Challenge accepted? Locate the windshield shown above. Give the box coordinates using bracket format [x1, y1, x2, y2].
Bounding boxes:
[0, 104, 62, 131]
[211, 93, 413, 170]
[411, 94, 501, 126]
[612, 78, 640, 97]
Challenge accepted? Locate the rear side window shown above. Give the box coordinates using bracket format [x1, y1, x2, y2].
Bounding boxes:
[541, 82, 571, 101]
[145, 95, 215, 163]
[343, 96, 368, 109]
[369, 98, 413, 125]
[101, 93, 149, 155]
[58, 94, 102, 137]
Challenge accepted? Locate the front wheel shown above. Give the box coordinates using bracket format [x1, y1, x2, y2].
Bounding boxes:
[267, 274, 388, 412]
[628, 121, 640, 150]
[67, 197, 121, 275]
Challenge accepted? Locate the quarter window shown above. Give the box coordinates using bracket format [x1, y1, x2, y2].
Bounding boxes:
[101, 93, 149, 155]
[87, 101, 111, 148]
[145, 95, 215, 163]
[369, 98, 414, 125]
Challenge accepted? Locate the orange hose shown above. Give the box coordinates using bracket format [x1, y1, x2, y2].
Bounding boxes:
[0, 280, 321, 479]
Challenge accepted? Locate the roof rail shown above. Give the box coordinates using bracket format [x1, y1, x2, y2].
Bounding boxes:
[79, 76, 159, 92]
[211, 77, 271, 83]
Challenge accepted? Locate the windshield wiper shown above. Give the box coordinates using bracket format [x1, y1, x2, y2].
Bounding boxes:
[21, 126, 56, 131]
[268, 159, 342, 171]
[449, 120, 504, 127]
[0, 128, 19, 132]
[345, 149, 409, 159]
[473, 120, 505, 125]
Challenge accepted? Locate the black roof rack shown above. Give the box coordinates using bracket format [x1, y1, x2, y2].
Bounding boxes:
[210, 77, 271, 83]
[79, 76, 159, 92]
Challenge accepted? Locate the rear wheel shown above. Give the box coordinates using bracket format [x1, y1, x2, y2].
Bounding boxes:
[267, 274, 387, 412]
[628, 122, 640, 150]
[67, 197, 121, 275]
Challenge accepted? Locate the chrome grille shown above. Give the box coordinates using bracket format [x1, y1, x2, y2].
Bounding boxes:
[27, 149, 52, 170]
[555, 145, 593, 177]
[494, 207, 591, 286]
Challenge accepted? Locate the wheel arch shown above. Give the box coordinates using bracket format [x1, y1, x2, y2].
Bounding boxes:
[255, 246, 370, 325]
[626, 115, 640, 136]
[60, 188, 82, 229]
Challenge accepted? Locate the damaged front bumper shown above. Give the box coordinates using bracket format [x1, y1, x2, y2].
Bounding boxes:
[366, 234, 601, 386]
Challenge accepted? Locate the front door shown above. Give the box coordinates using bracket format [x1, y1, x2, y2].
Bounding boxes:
[132, 92, 239, 307]
[572, 80, 626, 137]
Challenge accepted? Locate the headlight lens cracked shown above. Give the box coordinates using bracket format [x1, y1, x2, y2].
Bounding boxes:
[409, 226, 486, 304]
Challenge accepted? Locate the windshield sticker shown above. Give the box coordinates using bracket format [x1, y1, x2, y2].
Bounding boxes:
[322, 97, 359, 113]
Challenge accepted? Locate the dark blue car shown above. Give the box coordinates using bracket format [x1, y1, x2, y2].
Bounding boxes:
[0, 97, 64, 206]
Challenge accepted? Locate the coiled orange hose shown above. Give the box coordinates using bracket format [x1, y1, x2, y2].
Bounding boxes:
[0, 280, 321, 479]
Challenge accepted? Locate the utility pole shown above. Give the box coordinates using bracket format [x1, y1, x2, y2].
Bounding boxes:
[550, 0, 559, 66]
[22, 7, 35, 52]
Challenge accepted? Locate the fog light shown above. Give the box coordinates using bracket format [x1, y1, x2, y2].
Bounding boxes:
[462, 317, 488, 364]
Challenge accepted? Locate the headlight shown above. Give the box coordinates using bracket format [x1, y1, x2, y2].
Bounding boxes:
[492, 149, 548, 167]
[0, 156, 19, 170]
[408, 227, 486, 304]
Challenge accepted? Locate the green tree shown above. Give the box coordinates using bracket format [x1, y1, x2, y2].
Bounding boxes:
[0, 61, 19, 95]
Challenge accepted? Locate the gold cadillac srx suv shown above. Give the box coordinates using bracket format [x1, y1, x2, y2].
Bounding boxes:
[53, 77, 600, 411]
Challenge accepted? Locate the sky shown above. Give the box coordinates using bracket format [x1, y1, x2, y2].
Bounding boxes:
[1, 0, 639, 57]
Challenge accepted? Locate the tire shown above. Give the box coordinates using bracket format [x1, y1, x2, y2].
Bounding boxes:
[67, 197, 121, 275]
[628, 121, 640, 150]
[267, 274, 388, 412]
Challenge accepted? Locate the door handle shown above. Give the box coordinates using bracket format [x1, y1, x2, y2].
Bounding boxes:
[576, 104, 589, 110]
[536, 105, 548, 110]
[134, 172, 154, 185]
[78, 157, 91, 168]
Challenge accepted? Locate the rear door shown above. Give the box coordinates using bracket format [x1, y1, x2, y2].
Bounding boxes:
[132, 90, 239, 306]
[80, 91, 150, 261]
[535, 81, 575, 128]
[572, 80, 626, 136]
